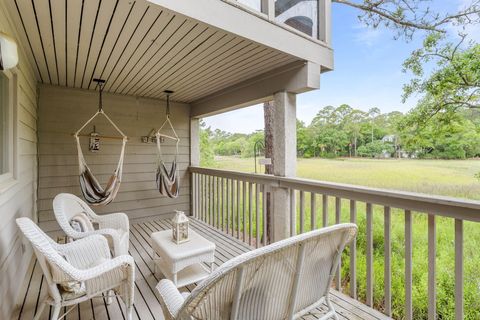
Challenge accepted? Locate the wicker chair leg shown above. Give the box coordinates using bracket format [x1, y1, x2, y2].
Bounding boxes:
[106, 290, 114, 304]
[33, 300, 46, 320]
[323, 296, 339, 320]
[126, 306, 133, 320]
[50, 305, 61, 320]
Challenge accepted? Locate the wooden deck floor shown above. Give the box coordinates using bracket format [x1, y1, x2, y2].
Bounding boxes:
[13, 218, 390, 320]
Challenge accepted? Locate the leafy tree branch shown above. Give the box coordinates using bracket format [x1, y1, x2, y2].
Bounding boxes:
[333, 0, 480, 39]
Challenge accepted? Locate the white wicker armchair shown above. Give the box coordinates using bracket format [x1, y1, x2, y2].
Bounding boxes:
[157, 223, 357, 320]
[16, 217, 135, 320]
[53, 193, 129, 256]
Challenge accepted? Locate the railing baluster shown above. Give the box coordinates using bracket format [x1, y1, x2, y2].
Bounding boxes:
[384, 206, 392, 317]
[226, 179, 230, 235]
[405, 210, 413, 320]
[216, 177, 220, 228]
[193, 173, 196, 218]
[263, 185, 268, 246]
[335, 197, 341, 290]
[350, 200, 357, 299]
[210, 176, 213, 226]
[455, 219, 463, 320]
[204, 175, 208, 223]
[196, 174, 199, 218]
[231, 179, 235, 237]
[299, 191, 305, 234]
[220, 178, 225, 232]
[366, 203, 373, 307]
[210, 176, 214, 226]
[201, 174, 207, 222]
[290, 189, 296, 236]
[322, 194, 328, 227]
[215, 177, 218, 228]
[428, 214, 436, 320]
[237, 180, 241, 239]
[249, 182, 253, 246]
[207, 175, 211, 225]
[202, 174, 206, 222]
[195, 173, 202, 220]
[243, 181, 247, 242]
[256, 183, 260, 248]
[311, 193, 316, 230]
[212, 176, 215, 226]
[192, 173, 196, 218]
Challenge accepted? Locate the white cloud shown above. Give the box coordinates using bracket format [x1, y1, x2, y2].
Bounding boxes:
[353, 24, 384, 47]
[203, 104, 264, 133]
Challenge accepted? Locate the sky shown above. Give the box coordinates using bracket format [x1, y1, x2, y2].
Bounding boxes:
[204, 1, 476, 134]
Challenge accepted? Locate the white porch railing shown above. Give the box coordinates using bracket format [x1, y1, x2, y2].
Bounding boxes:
[190, 166, 480, 320]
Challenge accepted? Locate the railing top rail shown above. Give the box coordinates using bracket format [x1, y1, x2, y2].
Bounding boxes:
[190, 166, 480, 222]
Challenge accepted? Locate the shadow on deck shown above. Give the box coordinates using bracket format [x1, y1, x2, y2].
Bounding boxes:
[13, 218, 390, 320]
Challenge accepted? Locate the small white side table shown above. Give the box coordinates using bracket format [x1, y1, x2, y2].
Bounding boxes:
[151, 229, 215, 288]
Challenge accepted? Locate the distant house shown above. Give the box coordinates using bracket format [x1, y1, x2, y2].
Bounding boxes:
[382, 134, 396, 143]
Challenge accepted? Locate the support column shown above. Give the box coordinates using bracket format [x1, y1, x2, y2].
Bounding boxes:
[190, 118, 200, 166]
[190, 118, 200, 218]
[271, 91, 297, 241]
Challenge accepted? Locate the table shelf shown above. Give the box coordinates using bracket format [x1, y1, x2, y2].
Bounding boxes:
[155, 259, 212, 288]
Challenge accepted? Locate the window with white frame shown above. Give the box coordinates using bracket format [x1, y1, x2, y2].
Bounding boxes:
[0, 70, 17, 185]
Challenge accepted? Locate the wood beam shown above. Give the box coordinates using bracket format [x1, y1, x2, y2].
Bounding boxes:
[191, 61, 320, 118]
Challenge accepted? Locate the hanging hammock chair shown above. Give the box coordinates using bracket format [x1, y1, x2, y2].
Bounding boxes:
[74, 79, 128, 206]
[155, 91, 180, 198]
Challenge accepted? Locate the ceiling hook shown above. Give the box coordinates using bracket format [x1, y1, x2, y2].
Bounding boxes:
[164, 90, 174, 118]
[93, 78, 106, 112]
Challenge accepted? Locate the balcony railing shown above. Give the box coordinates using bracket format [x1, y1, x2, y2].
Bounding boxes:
[190, 166, 480, 320]
[225, 0, 330, 44]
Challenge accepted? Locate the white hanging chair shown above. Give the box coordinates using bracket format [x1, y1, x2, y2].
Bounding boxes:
[155, 91, 180, 198]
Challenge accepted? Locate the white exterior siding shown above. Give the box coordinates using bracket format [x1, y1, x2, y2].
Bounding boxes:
[0, 2, 39, 319]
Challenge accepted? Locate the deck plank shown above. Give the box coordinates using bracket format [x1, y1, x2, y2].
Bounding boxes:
[14, 218, 390, 320]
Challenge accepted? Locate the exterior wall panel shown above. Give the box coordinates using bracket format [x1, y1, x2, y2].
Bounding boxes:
[37, 85, 191, 232]
[0, 2, 39, 319]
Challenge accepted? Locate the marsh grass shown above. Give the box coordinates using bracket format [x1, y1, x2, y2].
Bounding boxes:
[206, 157, 480, 319]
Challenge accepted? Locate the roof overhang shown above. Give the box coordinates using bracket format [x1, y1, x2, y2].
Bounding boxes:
[147, 0, 333, 68]
[5, 0, 332, 110]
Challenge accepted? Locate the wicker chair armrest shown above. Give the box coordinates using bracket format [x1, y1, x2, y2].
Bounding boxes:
[66, 228, 121, 242]
[92, 228, 123, 241]
[75, 255, 135, 282]
[94, 212, 129, 232]
[156, 279, 185, 320]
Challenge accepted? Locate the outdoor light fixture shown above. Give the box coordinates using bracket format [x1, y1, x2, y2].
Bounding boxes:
[0, 32, 18, 71]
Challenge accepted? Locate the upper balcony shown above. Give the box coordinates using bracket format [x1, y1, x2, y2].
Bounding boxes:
[148, 0, 333, 68]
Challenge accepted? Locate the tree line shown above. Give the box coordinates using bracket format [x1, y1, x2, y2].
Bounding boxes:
[201, 104, 480, 162]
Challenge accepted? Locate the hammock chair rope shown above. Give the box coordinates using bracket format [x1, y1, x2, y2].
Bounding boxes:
[75, 80, 127, 206]
[155, 91, 180, 198]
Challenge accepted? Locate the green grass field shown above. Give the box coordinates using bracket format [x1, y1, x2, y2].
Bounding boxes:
[208, 157, 480, 319]
[211, 157, 480, 200]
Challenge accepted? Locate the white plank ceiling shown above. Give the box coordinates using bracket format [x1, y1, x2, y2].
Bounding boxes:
[6, 0, 298, 102]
